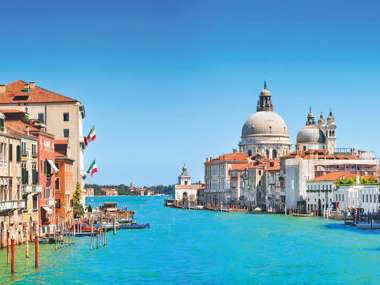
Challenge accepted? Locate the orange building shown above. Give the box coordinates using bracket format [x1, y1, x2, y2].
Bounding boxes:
[54, 139, 74, 223]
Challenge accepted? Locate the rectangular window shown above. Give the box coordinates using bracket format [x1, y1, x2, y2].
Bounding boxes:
[32, 144, 37, 157]
[32, 163, 38, 185]
[21, 142, 27, 155]
[63, 112, 70, 121]
[38, 113, 45, 123]
[63, 129, 70, 138]
[9, 144, 12, 161]
[16, 145, 21, 162]
[55, 178, 60, 190]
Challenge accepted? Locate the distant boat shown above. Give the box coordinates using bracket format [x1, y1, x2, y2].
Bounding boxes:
[291, 213, 314, 217]
[119, 222, 150, 229]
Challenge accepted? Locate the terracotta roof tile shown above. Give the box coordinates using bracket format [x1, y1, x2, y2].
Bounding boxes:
[0, 80, 78, 104]
[309, 172, 356, 182]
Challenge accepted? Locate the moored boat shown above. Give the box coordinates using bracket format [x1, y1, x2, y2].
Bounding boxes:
[119, 222, 150, 229]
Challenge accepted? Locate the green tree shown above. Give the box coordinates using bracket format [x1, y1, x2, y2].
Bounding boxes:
[73, 182, 84, 218]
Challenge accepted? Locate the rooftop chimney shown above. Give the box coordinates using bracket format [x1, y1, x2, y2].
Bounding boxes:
[28, 82, 36, 89]
[0, 84, 5, 94]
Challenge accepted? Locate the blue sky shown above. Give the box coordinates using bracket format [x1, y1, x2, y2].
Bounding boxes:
[0, 0, 379, 185]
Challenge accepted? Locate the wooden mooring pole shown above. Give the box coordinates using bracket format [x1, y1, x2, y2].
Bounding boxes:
[11, 238, 15, 274]
[35, 230, 39, 269]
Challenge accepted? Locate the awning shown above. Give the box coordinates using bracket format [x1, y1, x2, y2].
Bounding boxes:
[48, 160, 59, 173]
[42, 206, 53, 214]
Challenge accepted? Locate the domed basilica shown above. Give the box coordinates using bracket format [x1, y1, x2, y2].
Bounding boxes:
[296, 108, 336, 153]
[239, 82, 291, 159]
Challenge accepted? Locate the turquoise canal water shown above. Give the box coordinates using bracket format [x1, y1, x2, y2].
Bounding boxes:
[2, 196, 380, 284]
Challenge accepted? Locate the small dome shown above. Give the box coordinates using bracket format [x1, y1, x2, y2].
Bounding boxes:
[242, 111, 289, 138]
[296, 125, 326, 144]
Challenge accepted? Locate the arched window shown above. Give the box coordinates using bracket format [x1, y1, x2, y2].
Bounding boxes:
[272, 149, 277, 159]
[247, 150, 252, 156]
[266, 149, 270, 158]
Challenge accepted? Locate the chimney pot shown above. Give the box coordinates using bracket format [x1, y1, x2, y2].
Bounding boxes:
[29, 82, 36, 89]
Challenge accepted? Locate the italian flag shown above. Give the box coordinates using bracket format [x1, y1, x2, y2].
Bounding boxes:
[86, 160, 98, 176]
[87, 127, 96, 142]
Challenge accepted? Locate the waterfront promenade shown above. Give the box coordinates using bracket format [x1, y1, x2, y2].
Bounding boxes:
[2, 196, 380, 284]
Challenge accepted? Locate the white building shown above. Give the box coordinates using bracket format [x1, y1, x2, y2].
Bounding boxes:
[305, 172, 356, 215]
[175, 166, 204, 206]
[335, 183, 380, 213]
[283, 107, 378, 210]
[282, 151, 378, 210]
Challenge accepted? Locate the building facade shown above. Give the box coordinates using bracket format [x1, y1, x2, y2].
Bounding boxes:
[0, 80, 85, 204]
[174, 166, 204, 206]
[204, 152, 248, 205]
[55, 139, 75, 223]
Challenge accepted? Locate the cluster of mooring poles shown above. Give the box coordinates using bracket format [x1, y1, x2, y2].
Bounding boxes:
[6, 225, 40, 274]
[89, 214, 114, 250]
[54, 219, 75, 250]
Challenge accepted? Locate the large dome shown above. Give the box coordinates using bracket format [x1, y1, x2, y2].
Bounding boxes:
[241, 111, 289, 138]
[296, 125, 326, 144]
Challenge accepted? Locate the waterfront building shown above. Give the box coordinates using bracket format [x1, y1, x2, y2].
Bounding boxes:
[54, 139, 75, 223]
[102, 187, 118, 196]
[239, 82, 291, 159]
[84, 187, 95, 197]
[31, 126, 57, 234]
[239, 159, 284, 211]
[305, 172, 356, 215]
[204, 83, 290, 209]
[3, 109, 58, 234]
[4, 111, 41, 244]
[0, 113, 25, 247]
[282, 150, 378, 210]
[174, 165, 204, 206]
[0, 80, 86, 204]
[334, 182, 379, 213]
[204, 151, 248, 205]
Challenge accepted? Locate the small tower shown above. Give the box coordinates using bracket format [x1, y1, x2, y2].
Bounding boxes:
[325, 110, 336, 154]
[306, 107, 316, 126]
[256, 81, 273, 112]
[178, 164, 191, 186]
[318, 112, 325, 127]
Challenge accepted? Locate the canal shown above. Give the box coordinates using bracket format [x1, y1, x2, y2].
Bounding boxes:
[1, 196, 380, 284]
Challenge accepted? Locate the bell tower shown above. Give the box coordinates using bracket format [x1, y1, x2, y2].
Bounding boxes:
[325, 110, 336, 154]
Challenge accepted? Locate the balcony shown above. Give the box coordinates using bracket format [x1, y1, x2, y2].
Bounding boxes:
[0, 200, 25, 212]
[21, 150, 28, 157]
